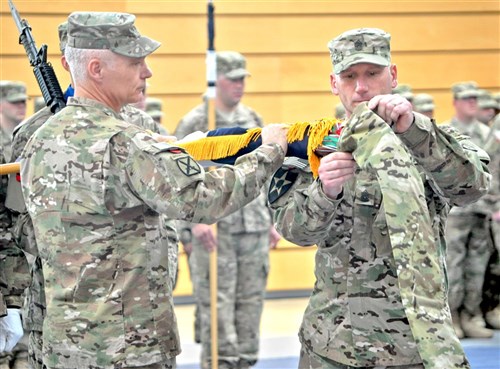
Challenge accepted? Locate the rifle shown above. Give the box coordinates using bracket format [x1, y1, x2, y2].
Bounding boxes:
[8, 0, 65, 114]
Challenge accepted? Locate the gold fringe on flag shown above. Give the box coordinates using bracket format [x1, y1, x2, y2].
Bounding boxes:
[177, 118, 340, 177]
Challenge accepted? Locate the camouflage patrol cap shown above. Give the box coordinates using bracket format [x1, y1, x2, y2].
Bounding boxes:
[67, 11, 161, 57]
[0, 80, 27, 103]
[33, 96, 46, 113]
[58, 22, 68, 52]
[451, 81, 479, 100]
[392, 84, 414, 101]
[477, 90, 498, 110]
[216, 51, 250, 80]
[413, 93, 435, 113]
[145, 97, 163, 118]
[328, 28, 391, 74]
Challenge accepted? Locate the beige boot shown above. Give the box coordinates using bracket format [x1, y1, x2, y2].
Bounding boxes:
[451, 310, 464, 339]
[461, 311, 494, 338]
[485, 306, 500, 329]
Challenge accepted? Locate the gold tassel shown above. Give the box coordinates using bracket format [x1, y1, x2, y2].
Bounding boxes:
[177, 118, 341, 177]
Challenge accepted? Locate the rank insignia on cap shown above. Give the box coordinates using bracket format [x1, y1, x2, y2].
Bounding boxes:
[268, 167, 299, 204]
[175, 156, 201, 176]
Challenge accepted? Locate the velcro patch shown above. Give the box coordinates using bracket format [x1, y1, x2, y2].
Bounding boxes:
[175, 155, 202, 176]
[268, 167, 299, 204]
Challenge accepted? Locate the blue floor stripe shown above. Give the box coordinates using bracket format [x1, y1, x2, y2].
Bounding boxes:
[179, 335, 500, 369]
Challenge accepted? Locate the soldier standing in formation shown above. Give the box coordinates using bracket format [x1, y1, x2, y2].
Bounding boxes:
[175, 51, 281, 369]
[441, 81, 495, 339]
[0, 81, 29, 369]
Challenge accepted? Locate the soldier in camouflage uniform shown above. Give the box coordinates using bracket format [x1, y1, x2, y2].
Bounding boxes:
[441, 82, 495, 339]
[476, 90, 497, 126]
[413, 93, 435, 119]
[3, 20, 180, 369]
[0, 81, 29, 369]
[19, 12, 287, 369]
[392, 83, 413, 106]
[269, 28, 490, 369]
[334, 102, 346, 120]
[174, 51, 281, 369]
[0, 82, 27, 165]
[481, 113, 500, 329]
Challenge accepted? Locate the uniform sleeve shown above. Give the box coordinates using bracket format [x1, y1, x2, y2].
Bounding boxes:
[269, 166, 340, 246]
[126, 138, 285, 225]
[0, 190, 29, 310]
[397, 113, 491, 206]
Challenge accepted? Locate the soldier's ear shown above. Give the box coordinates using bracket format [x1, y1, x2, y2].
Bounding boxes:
[390, 64, 398, 89]
[87, 58, 104, 81]
[330, 73, 339, 96]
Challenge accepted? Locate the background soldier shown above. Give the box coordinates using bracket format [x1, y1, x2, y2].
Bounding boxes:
[413, 92, 436, 119]
[0, 80, 29, 369]
[174, 51, 281, 369]
[442, 81, 495, 339]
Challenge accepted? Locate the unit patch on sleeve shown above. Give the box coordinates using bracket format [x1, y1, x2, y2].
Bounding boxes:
[175, 155, 202, 176]
[268, 167, 299, 204]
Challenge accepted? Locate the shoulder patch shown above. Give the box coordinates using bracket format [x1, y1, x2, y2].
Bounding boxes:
[268, 167, 299, 204]
[175, 155, 202, 176]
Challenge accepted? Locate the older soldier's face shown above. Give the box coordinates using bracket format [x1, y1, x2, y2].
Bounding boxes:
[105, 54, 152, 107]
[330, 63, 397, 117]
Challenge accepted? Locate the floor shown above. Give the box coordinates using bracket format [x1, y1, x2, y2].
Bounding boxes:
[174, 297, 500, 369]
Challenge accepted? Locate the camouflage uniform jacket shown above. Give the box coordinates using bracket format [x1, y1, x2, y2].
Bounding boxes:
[4, 104, 178, 333]
[20, 96, 284, 368]
[175, 102, 271, 235]
[0, 117, 29, 316]
[270, 112, 490, 367]
[441, 116, 492, 216]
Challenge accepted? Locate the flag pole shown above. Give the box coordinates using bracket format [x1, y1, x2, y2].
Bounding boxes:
[206, 1, 219, 369]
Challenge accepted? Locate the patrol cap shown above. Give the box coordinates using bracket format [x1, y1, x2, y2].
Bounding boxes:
[33, 96, 46, 113]
[145, 97, 163, 118]
[58, 22, 68, 52]
[217, 51, 250, 80]
[413, 93, 435, 113]
[67, 11, 161, 58]
[451, 81, 480, 100]
[328, 28, 391, 74]
[477, 90, 497, 110]
[0, 81, 28, 103]
[392, 84, 414, 101]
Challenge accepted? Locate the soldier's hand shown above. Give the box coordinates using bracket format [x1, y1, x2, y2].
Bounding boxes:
[261, 124, 289, 155]
[0, 308, 23, 353]
[152, 133, 178, 143]
[318, 151, 356, 200]
[269, 226, 281, 249]
[368, 94, 414, 133]
[192, 224, 217, 252]
[176, 131, 207, 144]
[182, 242, 193, 256]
